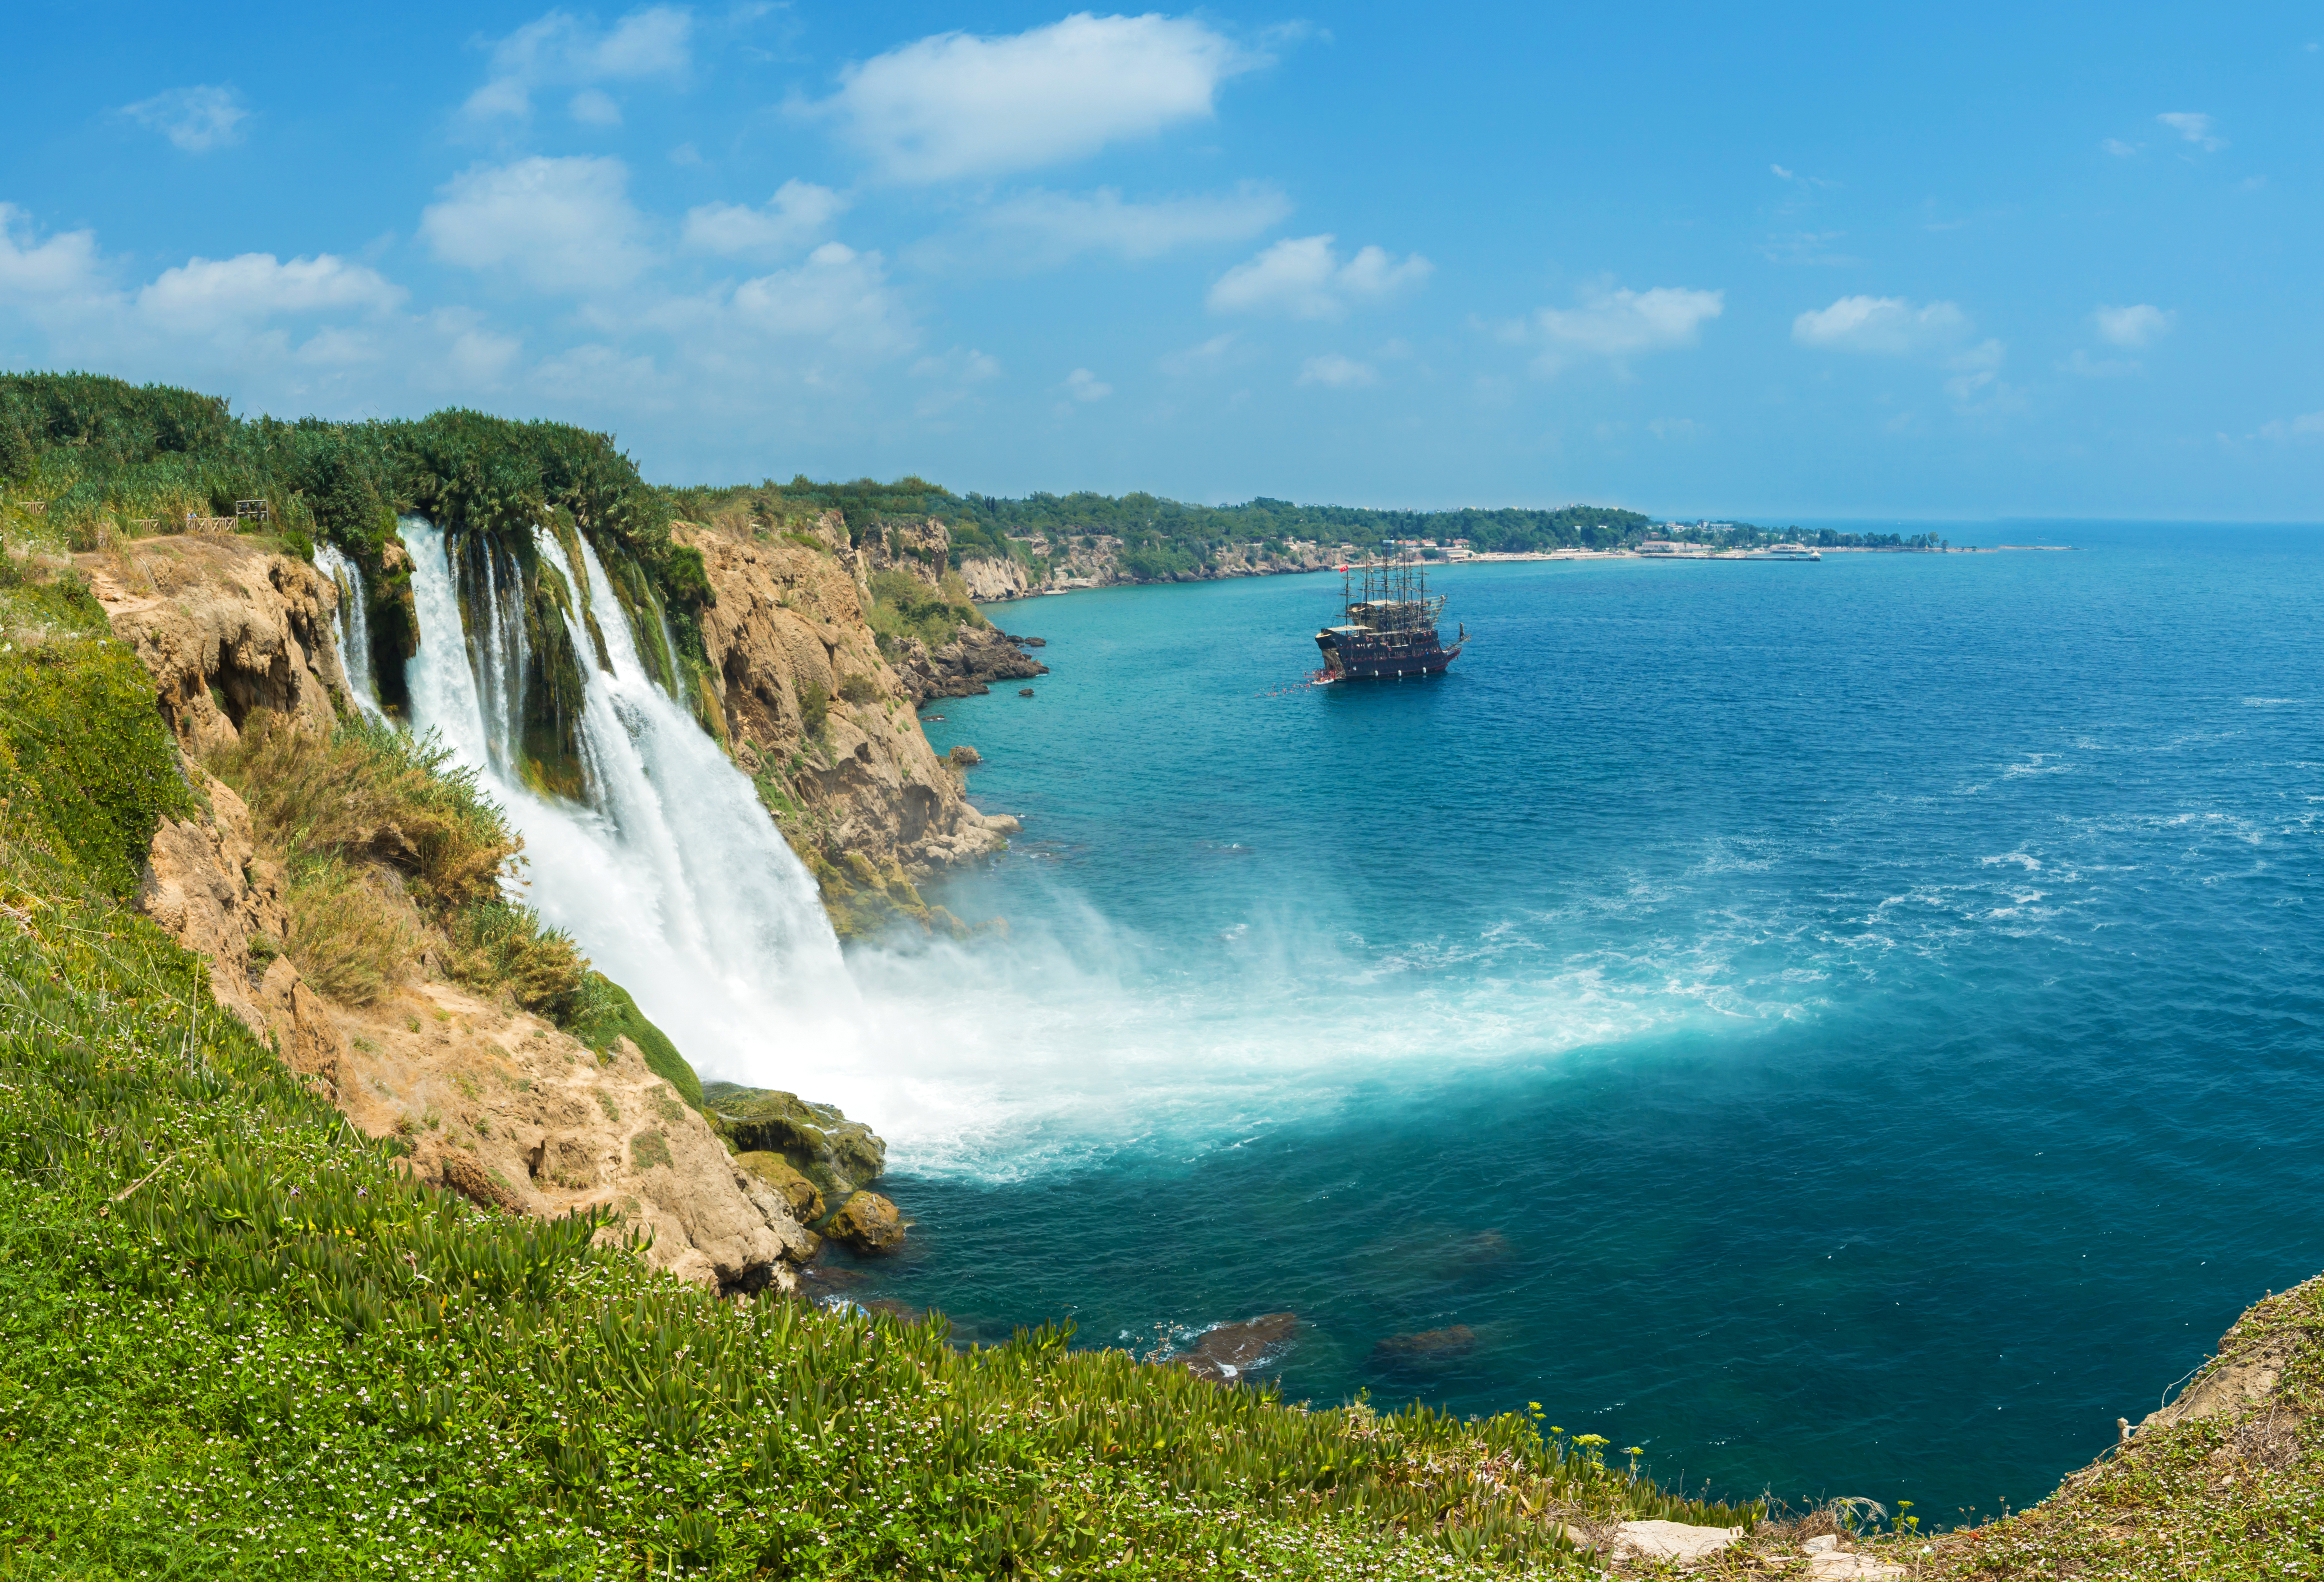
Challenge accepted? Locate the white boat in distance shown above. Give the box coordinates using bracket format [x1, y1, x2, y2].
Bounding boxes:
[1745, 543, 1822, 560]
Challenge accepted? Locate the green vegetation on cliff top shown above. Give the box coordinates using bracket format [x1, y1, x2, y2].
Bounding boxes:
[0, 370, 711, 659]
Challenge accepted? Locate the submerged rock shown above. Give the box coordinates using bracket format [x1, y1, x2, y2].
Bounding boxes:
[1174, 1312, 1299, 1384]
[827, 1190, 906, 1253]
[1369, 1324, 1478, 1365]
[705, 1084, 886, 1205]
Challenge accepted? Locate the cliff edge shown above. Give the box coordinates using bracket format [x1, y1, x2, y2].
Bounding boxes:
[680, 511, 1019, 933]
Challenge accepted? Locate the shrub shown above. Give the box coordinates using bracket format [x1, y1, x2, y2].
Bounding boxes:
[207, 711, 514, 911]
[837, 671, 879, 706]
[284, 860, 418, 1004]
[797, 676, 829, 737]
[0, 414, 32, 485]
[865, 568, 981, 649]
[0, 634, 195, 896]
[443, 899, 604, 1026]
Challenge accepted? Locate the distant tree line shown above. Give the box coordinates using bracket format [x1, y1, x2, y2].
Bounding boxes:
[1664, 522, 1945, 549]
[698, 477, 1662, 571]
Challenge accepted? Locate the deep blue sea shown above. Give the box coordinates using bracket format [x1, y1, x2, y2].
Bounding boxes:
[830, 524, 2323, 1522]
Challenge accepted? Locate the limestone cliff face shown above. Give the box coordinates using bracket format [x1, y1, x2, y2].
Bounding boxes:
[80, 533, 345, 753]
[954, 554, 1032, 601]
[985, 530, 1341, 596]
[140, 767, 345, 1085]
[680, 515, 1019, 894]
[132, 770, 815, 1294]
[96, 531, 819, 1293]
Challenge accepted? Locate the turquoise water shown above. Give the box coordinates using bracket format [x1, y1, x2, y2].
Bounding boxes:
[836, 525, 2323, 1520]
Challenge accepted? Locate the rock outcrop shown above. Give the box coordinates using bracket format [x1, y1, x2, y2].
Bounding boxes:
[138, 767, 345, 1088]
[132, 776, 816, 1293]
[680, 518, 1018, 888]
[827, 1190, 907, 1253]
[80, 534, 345, 753]
[953, 554, 1032, 601]
[892, 623, 1048, 707]
[705, 1083, 886, 1205]
[326, 979, 817, 1292]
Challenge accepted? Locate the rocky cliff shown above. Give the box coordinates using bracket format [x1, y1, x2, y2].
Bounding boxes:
[967, 530, 1343, 599]
[91, 531, 825, 1293]
[679, 511, 1020, 932]
[81, 533, 345, 754]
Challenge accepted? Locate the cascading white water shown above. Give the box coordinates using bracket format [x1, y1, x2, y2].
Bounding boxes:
[312, 543, 384, 722]
[395, 519, 886, 1107]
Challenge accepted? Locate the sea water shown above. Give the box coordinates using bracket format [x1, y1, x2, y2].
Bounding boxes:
[830, 522, 2324, 1521]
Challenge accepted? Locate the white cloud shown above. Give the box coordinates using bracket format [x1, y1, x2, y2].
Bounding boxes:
[431, 309, 523, 385]
[1159, 331, 1239, 377]
[1297, 353, 1376, 389]
[909, 347, 1003, 419]
[1207, 235, 1431, 320]
[137, 253, 405, 336]
[1792, 294, 1970, 355]
[911, 347, 1002, 382]
[464, 5, 692, 122]
[1537, 284, 1723, 358]
[569, 88, 624, 126]
[122, 84, 250, 153]
[684, 181, 849, 261]
[2101, 137, 2140, 157]
[0, 206, 106, 302]
[2060, 349, 2140, 379]
[1062, 367, 1112, 402]
[421, 156, 656, 292]
[968, 183, 1291, 266]
[2258, 412, 2324, 443]
[2093, 302, 2172, 348]
[726, 242, 915, 355]
[2157, 111, 2226, 152]
[819, 13, 1260, 183]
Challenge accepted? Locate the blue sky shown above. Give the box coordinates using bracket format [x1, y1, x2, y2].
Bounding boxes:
[4, 4, 2319, 518]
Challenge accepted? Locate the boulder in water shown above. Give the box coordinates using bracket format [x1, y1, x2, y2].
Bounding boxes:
[827, 1190, 906, 1253]
[1174, 1312, 1299, 1384]
[705, 1084, 886, 1204]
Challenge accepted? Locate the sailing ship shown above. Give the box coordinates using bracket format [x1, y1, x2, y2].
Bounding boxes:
[1314, 553, 1464, 681]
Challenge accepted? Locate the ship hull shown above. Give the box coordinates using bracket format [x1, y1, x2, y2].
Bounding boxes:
[1315, 630, 1463, 680]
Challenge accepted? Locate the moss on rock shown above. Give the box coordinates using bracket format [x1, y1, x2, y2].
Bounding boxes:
[575, 975, 703, 1111]
[827, 1189, 905, 1253]
[735, 1150, 824, 1222]
[703, 1082, 885, 1204]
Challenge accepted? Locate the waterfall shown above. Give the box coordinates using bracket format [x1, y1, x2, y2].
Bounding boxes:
[396, 518, 871, 1101]
[312, 542, 384, 722]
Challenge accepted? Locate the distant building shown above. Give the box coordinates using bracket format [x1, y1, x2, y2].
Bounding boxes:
[1639, 540, 1684, 555]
